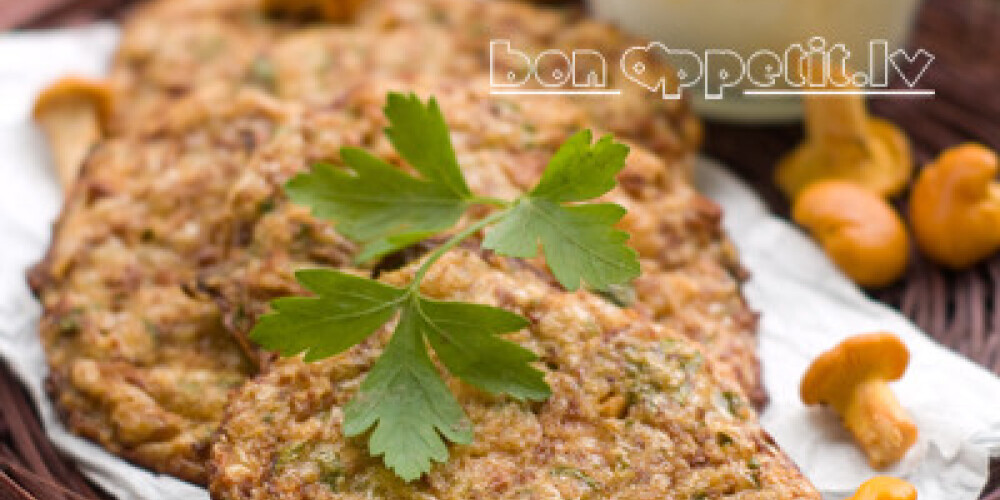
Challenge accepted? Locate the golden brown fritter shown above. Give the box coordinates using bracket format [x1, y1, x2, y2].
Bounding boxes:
[29, 87, 306, 483]
[209, 249, 818, 500]
[196, 78, 763, 406]
[108, 0, 700, 163]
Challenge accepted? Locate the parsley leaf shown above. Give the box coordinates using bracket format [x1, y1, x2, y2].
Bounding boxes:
[250, 270, 405, 361]
[530, 130, 629, 202]
[384, 93, 471, 198]
[414, 297, 549, 401]
[286, 148, 467, 262]
[343, 302, 472, 481]
[482, 130, 639, 291]
[340, 294, 547, 480]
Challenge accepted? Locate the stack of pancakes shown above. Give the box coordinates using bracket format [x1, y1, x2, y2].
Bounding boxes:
[29, 0, 819, 497]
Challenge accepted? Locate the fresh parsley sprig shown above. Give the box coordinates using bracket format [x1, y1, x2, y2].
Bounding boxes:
[250, 92, 640, 481]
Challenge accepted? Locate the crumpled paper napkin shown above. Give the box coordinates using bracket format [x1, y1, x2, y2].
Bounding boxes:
[1, 23, 998, 500]
[697, 166, 1000, 499]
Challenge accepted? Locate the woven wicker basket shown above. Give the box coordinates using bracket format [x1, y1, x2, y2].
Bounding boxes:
[1, 0, 998, 498]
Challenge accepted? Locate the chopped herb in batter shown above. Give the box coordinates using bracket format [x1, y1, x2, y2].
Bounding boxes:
[552, 466, 601, 490]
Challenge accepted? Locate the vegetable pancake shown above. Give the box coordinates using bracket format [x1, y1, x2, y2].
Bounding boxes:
[209, 249, 818, 500]
[109, 0, 700, 164]
[29, 88, 298, 483]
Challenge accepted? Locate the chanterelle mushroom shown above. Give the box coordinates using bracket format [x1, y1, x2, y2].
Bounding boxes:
[909, 143, 1000, 269]
[776, 65, 912, 200]
[801, 333, 917, 469]
[793, 180, 909, 288]
[32, 76, 112, 191]
[848, 477, 917, 500]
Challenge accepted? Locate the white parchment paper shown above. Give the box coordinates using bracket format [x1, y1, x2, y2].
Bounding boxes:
[1, 24, 999, 500]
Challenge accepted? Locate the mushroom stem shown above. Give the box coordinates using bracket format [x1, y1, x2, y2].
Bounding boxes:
[837, 379, 917, 469]
[803, 72, 869, 150]
[35, 100, 103, 190]
[32, 77, 112, 191]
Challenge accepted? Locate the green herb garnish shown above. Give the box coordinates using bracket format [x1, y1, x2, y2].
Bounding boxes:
[250, 92, 639, 481]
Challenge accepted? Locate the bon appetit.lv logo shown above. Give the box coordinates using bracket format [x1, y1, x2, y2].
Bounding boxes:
[489, 37, 935, 98]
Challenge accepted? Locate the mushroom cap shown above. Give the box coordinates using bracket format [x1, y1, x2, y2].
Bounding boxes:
[800, 332, 909, 405]
[32, 76, 113, 132]
[848, 476, 917, 500]
[909, 143, 1000, 269]
[792, 180, 910, 288]
[776, 119, 913, 200]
